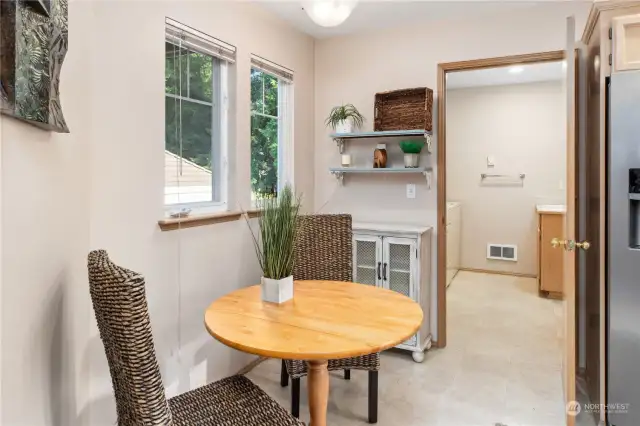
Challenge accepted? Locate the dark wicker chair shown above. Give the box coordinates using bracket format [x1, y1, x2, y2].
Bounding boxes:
[88, 249, 304, 426]
[280, 214, 380, 423]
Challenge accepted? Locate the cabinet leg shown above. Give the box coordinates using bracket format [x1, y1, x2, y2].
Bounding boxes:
[412, 351, 425, 363]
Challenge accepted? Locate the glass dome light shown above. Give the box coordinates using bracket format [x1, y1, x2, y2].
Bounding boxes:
[303, 0, 358, 28]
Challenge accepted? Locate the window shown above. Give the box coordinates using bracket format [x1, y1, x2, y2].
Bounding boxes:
[250, 55, 294, 201]
[164, 19, 235, 212]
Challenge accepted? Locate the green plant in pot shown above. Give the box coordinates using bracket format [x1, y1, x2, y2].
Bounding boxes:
[325, 104, 365, 134]
[247, 185, 301, 303]
[400, 140, 425, 168]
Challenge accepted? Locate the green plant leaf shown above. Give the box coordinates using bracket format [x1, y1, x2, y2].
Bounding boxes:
[399, 140, 425, 154]
[244, 185, 302, 279]
[325, 103, 365, 130]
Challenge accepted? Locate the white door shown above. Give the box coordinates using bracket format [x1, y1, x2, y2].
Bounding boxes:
[382, 237, 416, 300]
[353, 234, 383, 287]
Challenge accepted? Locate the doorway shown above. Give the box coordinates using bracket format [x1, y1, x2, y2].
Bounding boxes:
[436, 50, 582, 426]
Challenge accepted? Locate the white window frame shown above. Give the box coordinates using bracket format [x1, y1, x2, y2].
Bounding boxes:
[250, 67, 294, 204]
[164, 41, 229, 215]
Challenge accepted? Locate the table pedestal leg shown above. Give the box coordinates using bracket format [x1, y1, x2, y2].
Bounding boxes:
[307, 360, 329, 426]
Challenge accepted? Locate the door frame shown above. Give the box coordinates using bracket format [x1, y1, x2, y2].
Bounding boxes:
[435, 50, 567, 349]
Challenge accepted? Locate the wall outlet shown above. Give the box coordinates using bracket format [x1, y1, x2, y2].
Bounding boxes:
[406, 184, 416, 199]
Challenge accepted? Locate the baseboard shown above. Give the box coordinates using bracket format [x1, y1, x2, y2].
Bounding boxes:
[236, 356, 268, 375]
[458, 267, 537, 279]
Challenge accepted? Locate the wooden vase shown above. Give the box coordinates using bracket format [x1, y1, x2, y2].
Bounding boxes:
[373, 145, 387, 168]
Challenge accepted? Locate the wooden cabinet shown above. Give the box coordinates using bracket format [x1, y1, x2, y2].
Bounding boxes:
[353, 223, 432, 362]
[613, 14, 640, 72]
[537, 210, 565, 298]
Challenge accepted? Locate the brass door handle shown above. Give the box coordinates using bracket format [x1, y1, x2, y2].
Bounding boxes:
[551, 238, 591, 251]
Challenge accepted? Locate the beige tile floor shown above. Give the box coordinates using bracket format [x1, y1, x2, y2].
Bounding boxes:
[246, 271, 565, 426]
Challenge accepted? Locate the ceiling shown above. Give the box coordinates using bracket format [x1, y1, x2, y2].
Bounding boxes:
[257, 1, 547, 39]
[446, 61, 565, 89]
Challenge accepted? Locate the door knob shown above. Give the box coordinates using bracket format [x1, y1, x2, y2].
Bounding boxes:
[575, 241, 591, 250]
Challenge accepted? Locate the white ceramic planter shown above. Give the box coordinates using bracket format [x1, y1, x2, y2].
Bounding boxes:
[261, 275, 294, 303]
[335, 120, 353, 134]
[404, 153, 420, 168]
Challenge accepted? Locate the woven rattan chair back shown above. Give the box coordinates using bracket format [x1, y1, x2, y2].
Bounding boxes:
[293, 214, 353, 282]
[88, 250, 174, 426]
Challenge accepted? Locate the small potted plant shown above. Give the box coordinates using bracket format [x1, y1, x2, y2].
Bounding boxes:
[325, 104, 365, 134]
[247, 185, 301, 304]
[400, 140, 425, 168]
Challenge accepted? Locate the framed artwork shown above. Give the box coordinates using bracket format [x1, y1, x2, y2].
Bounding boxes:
[0, 0, 69, 132]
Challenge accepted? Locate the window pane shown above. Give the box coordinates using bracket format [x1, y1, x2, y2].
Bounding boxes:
[250, 68, 264, 113]
[165, 97, 213, 205]
[251, 114, 278, 198]
[165, 42, 188, 96]
[188, 51, 213, 102]
[263, 72, 278, 116]
[250, 69, 278, 116]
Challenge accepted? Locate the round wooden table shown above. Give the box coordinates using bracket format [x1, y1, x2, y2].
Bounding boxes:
[205, 280, 423, 426]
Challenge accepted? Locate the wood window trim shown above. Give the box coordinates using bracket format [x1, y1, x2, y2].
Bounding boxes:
[158, 210, 260, 231]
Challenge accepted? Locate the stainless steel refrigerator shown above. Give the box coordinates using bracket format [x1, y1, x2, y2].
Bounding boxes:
[608, 69, 640, 426]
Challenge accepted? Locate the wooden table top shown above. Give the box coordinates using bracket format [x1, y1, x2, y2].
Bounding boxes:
[204, 280, 423, 360]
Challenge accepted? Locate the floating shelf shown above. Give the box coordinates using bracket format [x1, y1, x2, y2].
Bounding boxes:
[330, 129, 433, 154]
[329, 166, 432, 186]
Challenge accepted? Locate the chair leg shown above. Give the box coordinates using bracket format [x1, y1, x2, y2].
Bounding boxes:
[368, 371, 378, 424]
[291, 377, 300, 418]
[280, 360, 288, 387]
[344, 369, 351, 380]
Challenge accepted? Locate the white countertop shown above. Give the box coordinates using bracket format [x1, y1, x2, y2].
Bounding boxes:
[536, 204, 566, 214]
[353, 222, 432, 234]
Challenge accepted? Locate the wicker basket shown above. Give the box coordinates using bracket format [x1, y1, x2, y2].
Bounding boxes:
[374, 87, 434, 132]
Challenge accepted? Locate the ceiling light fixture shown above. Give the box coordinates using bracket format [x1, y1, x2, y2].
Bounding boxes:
[303, 0, 358, 28]
[508, 66, 524, 74]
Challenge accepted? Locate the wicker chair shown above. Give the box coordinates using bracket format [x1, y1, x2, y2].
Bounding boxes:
[88, 250, 304, 426]
[280, 214, 380, 423]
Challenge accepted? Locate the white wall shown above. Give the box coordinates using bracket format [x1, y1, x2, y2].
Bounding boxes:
[446, 81, 566, 276]
[87, 1, 315, 424]
[1, 2, 94, 424]
[1, 1, 315, 425]
[314, 1, 590, 342]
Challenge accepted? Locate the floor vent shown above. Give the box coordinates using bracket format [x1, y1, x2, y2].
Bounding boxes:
[487, 244, 518, 261]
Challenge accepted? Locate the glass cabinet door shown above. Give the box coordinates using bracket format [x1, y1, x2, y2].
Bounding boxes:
[382, 237, 415, 300]
[383, 236, 417, 346]
[353, 235, 382, 287]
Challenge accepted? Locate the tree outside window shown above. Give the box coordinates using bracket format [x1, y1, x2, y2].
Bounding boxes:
[251, 68, 279, 199]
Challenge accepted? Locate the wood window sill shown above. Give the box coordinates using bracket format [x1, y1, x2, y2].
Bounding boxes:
[158, 210, 260, 231]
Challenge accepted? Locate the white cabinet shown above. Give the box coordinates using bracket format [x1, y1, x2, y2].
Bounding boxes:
[613, 14, 640, 72]
[353, 223, 432, 362]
